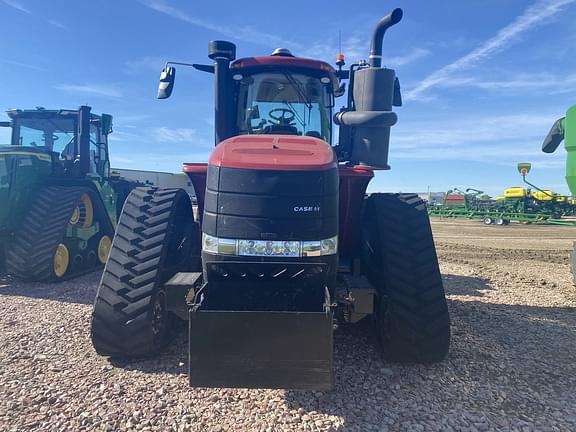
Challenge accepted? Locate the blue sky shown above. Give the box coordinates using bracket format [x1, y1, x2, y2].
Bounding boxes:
[1, 0, 575, 196]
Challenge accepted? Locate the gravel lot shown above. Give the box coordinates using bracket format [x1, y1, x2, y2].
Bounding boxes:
[1, 219, 575, 431]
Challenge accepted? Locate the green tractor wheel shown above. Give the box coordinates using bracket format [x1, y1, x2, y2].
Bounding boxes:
[53, 244, 70, 278]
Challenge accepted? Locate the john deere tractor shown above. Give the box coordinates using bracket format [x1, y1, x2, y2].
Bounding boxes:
[0, 106, 137, 281]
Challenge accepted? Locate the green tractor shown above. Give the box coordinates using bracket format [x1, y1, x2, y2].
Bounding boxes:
[542, 104, 576, 281]
[0, 106, 137, 281]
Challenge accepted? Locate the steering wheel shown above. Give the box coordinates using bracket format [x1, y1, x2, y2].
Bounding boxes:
[268, 108, 296, 125]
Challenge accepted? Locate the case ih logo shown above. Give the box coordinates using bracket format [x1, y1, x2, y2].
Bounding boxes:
[293, 206, 321, 213]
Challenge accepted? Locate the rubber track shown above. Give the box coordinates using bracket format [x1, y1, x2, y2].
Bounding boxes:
[91, 187, 192, 357]
[5, 187, 86, 281]
[363, 193, 450, 363]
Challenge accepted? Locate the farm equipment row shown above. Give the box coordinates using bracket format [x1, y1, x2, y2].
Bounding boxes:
[428, 164, 576, 226]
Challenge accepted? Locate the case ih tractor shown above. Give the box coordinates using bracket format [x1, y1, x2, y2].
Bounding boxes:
[0, 107, 137, 281]
[91, 8, 450, 389]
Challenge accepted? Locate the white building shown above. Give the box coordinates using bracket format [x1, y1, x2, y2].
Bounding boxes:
[112, 168, 197, 202]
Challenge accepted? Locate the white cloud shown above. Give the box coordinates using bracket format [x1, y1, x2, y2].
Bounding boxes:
[394, 113, 558, 148]
[0, 58, 47, 72]
[390, 112, 567, 166]
[386, 48, 431, 68]
[47, 19, 69, 31]
[53, 83, 123, 98]
[2, 1, 69, 30]
[2, 0, 31, 14]
[435, 73, 576, 95]
[124, 56, 166, 74]
[139, 0, 300, 49]
[150, 126, 210, 145]
[406, 0, 576, 101]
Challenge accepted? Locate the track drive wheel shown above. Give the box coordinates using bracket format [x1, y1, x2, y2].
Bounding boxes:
[362, 193, 450, 363]
[91, 187, 198, 358]
[69, 193, 94, 227]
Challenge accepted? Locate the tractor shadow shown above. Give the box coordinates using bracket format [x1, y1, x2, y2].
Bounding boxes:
[442, 272, 495, 296]
[282, 274, 576, 430]
[0, 271, 100, 305]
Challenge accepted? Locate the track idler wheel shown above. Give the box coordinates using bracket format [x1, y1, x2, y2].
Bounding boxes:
[97, 235, 112, 264]
[53, 244, 70, 278]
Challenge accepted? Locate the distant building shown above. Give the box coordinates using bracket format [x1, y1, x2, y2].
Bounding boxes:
[112, 168, 197, 202]
[417, 192, 445, 205]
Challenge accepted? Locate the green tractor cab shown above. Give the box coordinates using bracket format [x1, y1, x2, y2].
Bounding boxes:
[0, 106, 138, 281]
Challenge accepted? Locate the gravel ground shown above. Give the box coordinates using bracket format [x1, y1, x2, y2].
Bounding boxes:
[1, 219, 575, 431]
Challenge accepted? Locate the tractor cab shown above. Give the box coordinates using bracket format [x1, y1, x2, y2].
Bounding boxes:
[231, 52, 338, 143]
[0, 107, 113, 179]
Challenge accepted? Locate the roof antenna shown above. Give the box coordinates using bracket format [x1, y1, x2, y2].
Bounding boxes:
[336, 29, 345, 70]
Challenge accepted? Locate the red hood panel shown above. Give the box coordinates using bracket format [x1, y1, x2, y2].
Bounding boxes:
[209, 135, 336, 171]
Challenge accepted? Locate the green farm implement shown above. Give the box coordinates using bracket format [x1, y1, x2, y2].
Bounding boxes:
[542, 104, 576, 282]
[428, 177, 576, 226]
[0, 106, 140, 281]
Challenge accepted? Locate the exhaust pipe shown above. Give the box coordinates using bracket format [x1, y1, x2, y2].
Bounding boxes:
[369, 8, 403, 68]
[337, 8, 403, 169]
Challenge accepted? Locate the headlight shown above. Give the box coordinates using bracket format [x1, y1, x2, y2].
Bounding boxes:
[202, 234, 237, 255]
[202, 234, 338, 257]
[321, 236, 338, 255]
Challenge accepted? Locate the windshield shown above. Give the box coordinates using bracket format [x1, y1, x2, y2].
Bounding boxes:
[12, 116, 100, 162]
[236, 71, 332, 143]
[13, 116, 77, 159]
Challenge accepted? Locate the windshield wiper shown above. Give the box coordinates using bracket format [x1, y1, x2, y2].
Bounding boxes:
[283, 72, 313, 110]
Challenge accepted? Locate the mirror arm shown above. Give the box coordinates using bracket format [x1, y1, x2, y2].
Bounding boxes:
[165, 61, 215, 74]
[0, 121, 10, 127]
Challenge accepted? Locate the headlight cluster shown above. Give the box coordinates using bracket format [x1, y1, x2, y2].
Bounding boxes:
[202, 234, 338, 257]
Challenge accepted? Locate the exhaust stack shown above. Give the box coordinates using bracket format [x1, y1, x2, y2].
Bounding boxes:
[335, 8, 403, 169]
[369, 8, 403, 68]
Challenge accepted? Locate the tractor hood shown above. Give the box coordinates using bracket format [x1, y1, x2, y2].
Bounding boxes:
[0, 145, 54, 162]
[0, 145, 52, 234]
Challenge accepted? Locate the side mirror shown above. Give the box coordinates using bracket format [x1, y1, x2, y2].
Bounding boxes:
[157, 66, 176, 99]
[101, 114, 113, 135]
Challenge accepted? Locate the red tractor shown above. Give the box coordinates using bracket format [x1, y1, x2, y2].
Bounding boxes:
[91, 8, 450, 390]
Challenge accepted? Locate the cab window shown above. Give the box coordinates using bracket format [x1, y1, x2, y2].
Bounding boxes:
[236, 71, 332, 143]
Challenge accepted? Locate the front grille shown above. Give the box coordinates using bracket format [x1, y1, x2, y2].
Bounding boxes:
[205, 261, 327, 282]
